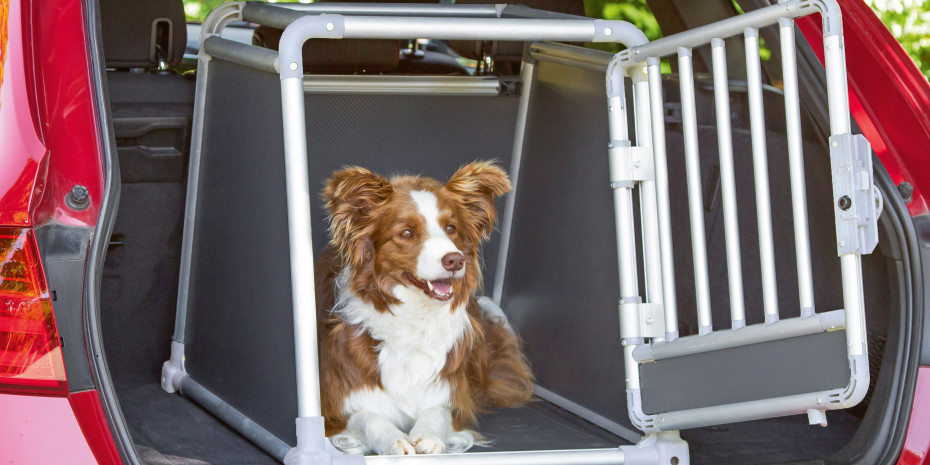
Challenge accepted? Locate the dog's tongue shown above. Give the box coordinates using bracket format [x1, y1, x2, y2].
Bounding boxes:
[431, 279, 452, 295]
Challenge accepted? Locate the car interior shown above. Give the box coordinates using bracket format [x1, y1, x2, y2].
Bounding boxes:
[95, 0, 920, 464]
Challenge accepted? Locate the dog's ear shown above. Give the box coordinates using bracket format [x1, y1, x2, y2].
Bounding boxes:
[323, 167, 393, 269]
[444, 161, 512, 241]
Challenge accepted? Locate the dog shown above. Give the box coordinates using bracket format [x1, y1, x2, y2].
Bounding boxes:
[315, 161, 534, 455]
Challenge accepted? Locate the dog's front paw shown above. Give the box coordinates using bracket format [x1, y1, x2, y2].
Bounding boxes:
[381, 437, 417, 456]
[411, 436, 445, 455]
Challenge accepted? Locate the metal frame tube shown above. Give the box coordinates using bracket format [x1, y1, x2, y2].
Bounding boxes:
[710, 38, 746, 329]
[633, 70, 665, 329]
[179, 376, 292, 461]
[655, 388, 844, 432]
[824, 35, 852, 136]
[646, 57, 679, 341]
[613, 187, 640, 301]
[678, 47, 713, 335]
[244, 1, 503, 23]
[841, 256, 867, 356]
[493, 61, 535, 304]
[244, 3, 645, 45]
[822, 20, 867, 360]
[533, 385, 643, 443]
[745, 28, 780, 324]
[529, 41, 612, 72]
[605, 57, 644, 393]
[632, 309, 845, 362]
[779, 18, 816, 318]
[281, 77, 323, 418]
[342, 16, 606, 41]
[302, 75, 503, 96]
[203, 36, 279, 73]
[366, 448, 625, 465]
[607, 93, 639, 298]
[174, 2, 249, 343]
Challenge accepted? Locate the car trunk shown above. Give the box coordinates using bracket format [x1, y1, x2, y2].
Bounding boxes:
[96, 3, 918, 465]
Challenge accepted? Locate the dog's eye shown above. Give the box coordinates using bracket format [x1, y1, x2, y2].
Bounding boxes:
[399, 229, 413, 239]
[445, 224, 456, 234]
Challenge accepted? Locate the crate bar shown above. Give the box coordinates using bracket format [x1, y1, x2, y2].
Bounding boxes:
[646, 57, 679, 341]
[632, 70, 662, 308]
[366, 448, 625, 465]
[710, 38, 746, 329]
[745, 28, 780, 324]
[632, 68, 664, 324]
[779, 18, 816, 318]
[678, 47, 713, 335]
[631, 309, 845, 362]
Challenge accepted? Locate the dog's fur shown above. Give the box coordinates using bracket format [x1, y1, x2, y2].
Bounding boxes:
[315, 161, 533, 455]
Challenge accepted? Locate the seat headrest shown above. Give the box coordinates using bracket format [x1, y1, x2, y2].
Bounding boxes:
[100, 0, 187, 69]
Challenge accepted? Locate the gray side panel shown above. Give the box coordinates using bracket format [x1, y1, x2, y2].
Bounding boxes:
[502, 61, 632, 428]
[640, 331, 851, 414]
[186, 60, 297, 443]
[186, 59, 518, 445]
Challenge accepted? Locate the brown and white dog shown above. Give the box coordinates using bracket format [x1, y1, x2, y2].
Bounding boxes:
[315, 161, 534, 455]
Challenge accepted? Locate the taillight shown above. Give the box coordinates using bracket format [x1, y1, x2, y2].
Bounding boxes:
[0, 227, 67, 395]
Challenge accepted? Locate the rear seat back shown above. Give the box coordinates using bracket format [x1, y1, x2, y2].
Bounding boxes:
[101, 0, 194, 183]
[448, 0, 586, 74]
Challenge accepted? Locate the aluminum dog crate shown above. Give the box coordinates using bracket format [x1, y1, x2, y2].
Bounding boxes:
[161, 1, 881, 464]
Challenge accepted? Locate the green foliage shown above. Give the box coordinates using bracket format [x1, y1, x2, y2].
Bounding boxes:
[584, 0, 661, 54]
[866, 0, 930, 80]
[183, 0, 232, 22]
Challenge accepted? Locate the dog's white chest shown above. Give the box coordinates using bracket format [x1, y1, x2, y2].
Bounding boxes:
[338, 286, 470, 422]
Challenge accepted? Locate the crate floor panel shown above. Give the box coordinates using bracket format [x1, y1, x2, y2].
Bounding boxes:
[114, 378, 627, 465]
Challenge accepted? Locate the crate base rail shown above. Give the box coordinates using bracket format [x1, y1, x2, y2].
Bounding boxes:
[173, 372, 689, 465]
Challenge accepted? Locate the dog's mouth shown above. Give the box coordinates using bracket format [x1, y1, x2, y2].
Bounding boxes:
[403, 272, 454, 301]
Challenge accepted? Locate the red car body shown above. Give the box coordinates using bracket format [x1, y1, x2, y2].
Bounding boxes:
[0, 0, 927, 463]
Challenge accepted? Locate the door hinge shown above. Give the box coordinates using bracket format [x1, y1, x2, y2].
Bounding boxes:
[619, 297, 666, 343]
[830, 133, 881, 256]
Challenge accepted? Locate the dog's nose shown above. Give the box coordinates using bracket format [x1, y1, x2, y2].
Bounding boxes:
[442, 252, 465, 272]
